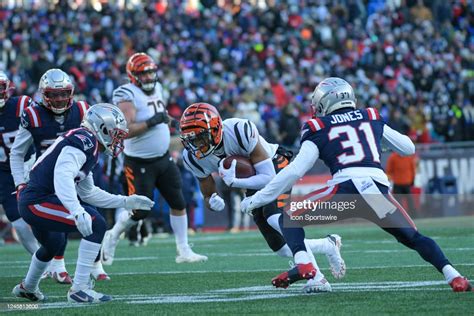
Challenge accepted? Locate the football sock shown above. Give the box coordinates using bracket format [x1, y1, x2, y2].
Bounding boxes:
[279, 214, 306, 255]
[110, 212, 136, 239]
[24, 253, 49, 291]
[305, 240, 324, 280]
[72, 239, 101, 291]
[393, 229, 450, 272]
[276, 244, 293, 257]
[12, 218, 39, 255]
[170, 214, 188, 249]
[442, 265, 461, 283]
[294, 251, 311, 265]
[304, 238, 331, 254]
[49, 257, 66, 271]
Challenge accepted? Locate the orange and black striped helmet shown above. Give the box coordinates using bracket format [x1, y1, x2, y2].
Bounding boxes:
[180, 103, 223, 159]
[126, 53, 158, 92]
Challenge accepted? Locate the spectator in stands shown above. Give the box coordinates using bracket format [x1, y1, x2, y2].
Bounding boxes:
[386, 152, 418, 215]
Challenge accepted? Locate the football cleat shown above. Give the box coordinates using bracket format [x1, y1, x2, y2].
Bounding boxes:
[67, 288, 112, 303]
[176, 245, 208, 263]
[91, 261, 110, 281]
[101, 230, 119, 266]
[272, 263, 317, 289]
[449, 276, 473, 292]
[12, 282, 46, 302]
[45, 258, 72, 284]
[303, 277, 332, 293]
[326, 234, 346, 279]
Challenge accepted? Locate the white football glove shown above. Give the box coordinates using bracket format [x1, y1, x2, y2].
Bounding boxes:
[125, 195, 155, 210]
[218, 159, 236, 187]
[68, 209, 93, 237]
[209, 193, 225, 212]
[240, 196, 258, 215]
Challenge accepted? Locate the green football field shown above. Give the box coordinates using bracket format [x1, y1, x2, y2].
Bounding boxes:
[1, 216, 473, 315]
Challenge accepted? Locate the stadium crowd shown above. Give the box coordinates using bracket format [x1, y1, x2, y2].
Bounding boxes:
[1, 0, 473, 145]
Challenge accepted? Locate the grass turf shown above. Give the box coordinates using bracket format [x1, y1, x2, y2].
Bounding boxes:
[0, 216, 473, 315]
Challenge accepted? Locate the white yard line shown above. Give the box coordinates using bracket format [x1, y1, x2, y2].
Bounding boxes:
[2, 263, 473, 278]
[1, 280, 454, 311]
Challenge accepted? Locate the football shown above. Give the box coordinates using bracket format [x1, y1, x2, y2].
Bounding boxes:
[222, 155, 256, 178]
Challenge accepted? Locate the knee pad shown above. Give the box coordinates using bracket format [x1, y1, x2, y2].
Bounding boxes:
[131, 209, 149, 221]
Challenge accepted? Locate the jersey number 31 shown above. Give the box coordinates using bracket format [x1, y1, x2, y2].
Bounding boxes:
[328, 123, 380, 165]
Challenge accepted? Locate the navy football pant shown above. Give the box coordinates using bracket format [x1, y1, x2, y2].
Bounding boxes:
[0, 169, 20, 222]
[281, 179, 450, 272]
[19, 189, 106, 262]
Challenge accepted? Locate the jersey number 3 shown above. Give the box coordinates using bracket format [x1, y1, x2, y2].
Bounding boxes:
[328, 123, 380, 165]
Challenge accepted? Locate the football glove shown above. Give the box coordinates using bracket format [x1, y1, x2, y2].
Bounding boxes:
[15, 183, 27, 200]
[218, 159, 236, 187]
[209, 193, 225, 212]
[68, 209, 93, 237]
[240, 196, 257, 215]
[145, 112, 170, 128]
[125, 195, 154, 210]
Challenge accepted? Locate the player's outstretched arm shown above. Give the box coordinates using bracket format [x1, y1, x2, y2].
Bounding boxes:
[55, 146, 153, 212]
[381, 125, 415, 156]
[241, 141, 319, 213]
[10, 125, 34, 188]
[77, 174, 154, 211]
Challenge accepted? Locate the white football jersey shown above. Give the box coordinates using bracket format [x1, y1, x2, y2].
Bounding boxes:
[112, 82, 170, 158]
[182, 118, 278, 179]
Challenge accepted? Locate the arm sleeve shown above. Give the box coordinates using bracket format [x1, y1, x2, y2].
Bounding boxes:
[10, 125, 34, 187]
[76, 173, 127, 209]
[249, 141, 319, 209]
[382, 125, 415, 156]
[54, 146, 88, 215]
[112, 86, 134, 104]
[231, 158, 276, 190]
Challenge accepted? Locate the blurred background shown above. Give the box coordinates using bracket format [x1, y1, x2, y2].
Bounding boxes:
[0, 0, 473, 244]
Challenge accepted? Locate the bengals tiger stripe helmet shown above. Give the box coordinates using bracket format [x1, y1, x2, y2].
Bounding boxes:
[180, 103, 223, 159]
[126, 53, 158, 92]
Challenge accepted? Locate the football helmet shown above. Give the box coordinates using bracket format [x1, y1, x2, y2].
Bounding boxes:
[38, 69, 74, 115]
[0, 71, 11, 109]
[126, 53, 158, 92]
[81, 103, 129, 157]
[311, 77, 356, 117]
[180, 103, 223, 159]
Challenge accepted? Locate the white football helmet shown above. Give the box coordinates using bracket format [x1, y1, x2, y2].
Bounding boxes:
[311, 77, 357, 117]
[81, 103, 129, 157]
[0, 71, 11, 109]
[38, 69, 74, 115]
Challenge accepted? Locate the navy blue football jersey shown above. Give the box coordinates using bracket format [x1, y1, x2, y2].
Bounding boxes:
[0, 96, 33, 171]
[28, 128, 99, 195]
[20, 100, 89, 155]
[301, 108, 384, 174]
